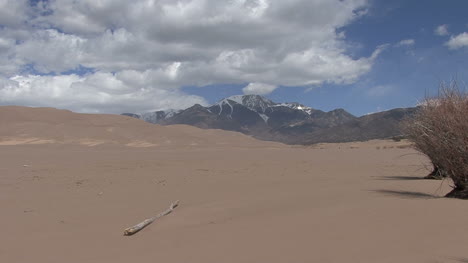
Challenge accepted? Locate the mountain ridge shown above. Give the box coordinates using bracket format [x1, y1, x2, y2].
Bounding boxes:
[123, 95, 416, 145]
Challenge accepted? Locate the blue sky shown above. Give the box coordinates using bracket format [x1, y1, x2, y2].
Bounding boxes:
[0, 0, 467, 115]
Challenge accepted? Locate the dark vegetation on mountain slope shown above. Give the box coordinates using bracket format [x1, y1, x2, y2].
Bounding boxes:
[296, 107, 419, 145]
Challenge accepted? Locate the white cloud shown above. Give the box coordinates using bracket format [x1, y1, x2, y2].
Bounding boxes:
[242, 82, 277, 95]
[0, 0, 29, 28]
[0, 73, 207, 113]
[446, 32, 468, 50]
[0, 0, 381, 112]
[395, 39, 415, 47]
[434, 24, 449, 36]
[15, 29, 87, 74]
[0, 34, 21, 76]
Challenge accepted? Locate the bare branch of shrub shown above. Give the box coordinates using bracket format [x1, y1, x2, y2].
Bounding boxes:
[404, 81, 468, 198]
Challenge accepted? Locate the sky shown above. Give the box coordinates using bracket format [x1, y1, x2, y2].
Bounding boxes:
[0, 0, 467, 116]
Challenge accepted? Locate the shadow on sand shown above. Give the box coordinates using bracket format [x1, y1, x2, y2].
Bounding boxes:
[449, 257, 468, 263]
[372, 189, 440, 199]
[375, 175, 426, 181]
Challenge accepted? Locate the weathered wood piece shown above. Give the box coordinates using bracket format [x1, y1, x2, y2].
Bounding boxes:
[123, 200, 179, 236]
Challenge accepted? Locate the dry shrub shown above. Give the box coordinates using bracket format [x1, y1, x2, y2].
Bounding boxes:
[405, 82, 468, 198]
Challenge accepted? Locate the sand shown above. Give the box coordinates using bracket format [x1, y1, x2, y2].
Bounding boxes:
[1, 106, 467, 263]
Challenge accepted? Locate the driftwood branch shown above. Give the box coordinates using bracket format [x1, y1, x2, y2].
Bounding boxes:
[123, 200, 179, 236]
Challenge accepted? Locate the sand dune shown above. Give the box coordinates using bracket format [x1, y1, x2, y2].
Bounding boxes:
[1, 106, 467, 263]
[0, 106, 279, 148]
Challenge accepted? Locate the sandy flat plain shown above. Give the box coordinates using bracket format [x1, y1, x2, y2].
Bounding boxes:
[1, 106, 468, 263]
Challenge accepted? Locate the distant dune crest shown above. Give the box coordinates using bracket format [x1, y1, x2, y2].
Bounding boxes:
[0, 106, 281, 148]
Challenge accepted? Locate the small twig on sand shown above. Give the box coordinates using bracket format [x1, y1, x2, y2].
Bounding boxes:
[123, 200, 179, 236]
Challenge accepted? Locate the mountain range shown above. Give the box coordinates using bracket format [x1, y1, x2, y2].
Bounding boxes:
[122, 95, 416, 144]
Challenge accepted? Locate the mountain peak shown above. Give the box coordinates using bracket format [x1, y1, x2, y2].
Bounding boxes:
[222, 94, 275, 113]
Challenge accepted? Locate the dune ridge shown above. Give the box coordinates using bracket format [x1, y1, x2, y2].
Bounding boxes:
[0, 106, 282, 148]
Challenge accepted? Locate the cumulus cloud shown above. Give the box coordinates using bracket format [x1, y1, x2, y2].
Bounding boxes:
[434, 24, 449, 36]
[395, 39, 415, 47]
[0, 0, 29, 28]
[0, 74, 207, 113]
[0, 0, 380, 112]
[445, 32, 468, 50]
[242, 82, 277, 95]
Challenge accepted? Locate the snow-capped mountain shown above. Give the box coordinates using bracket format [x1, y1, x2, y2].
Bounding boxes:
[122, 95, 415, 144]
[224, 95, 276, 113]
[209, 95, 321, 123]
[207, 95, 270, 126]
[217, 95, 316, 115]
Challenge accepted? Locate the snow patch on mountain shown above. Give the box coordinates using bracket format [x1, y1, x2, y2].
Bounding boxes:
[216, 98, 236, 117]
[225, 94, 275, 113]
[259, 113, 269, 123]
[225, 95, 244, 105]
[277, 103, 315, 115]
